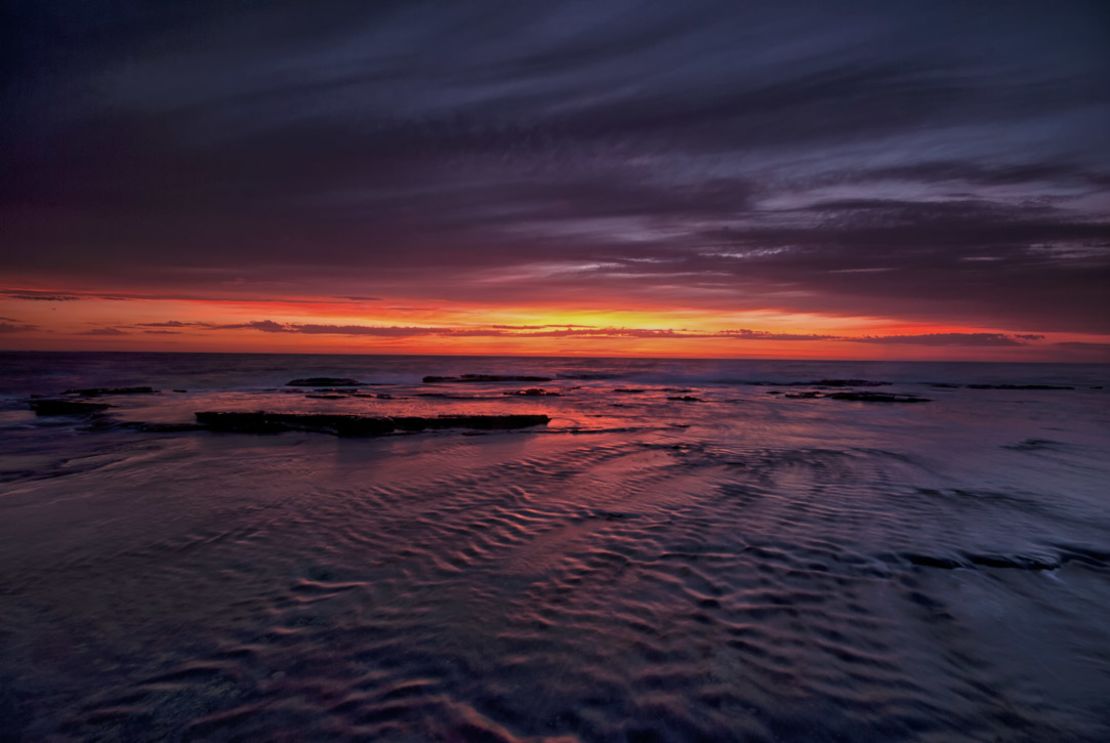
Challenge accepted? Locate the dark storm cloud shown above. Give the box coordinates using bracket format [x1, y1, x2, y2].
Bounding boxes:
[3, 1, 1108, 330]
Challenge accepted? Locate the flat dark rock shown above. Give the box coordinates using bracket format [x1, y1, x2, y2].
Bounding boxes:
[504, 388, 560, 397]
[194, 411, 551, 437]
[776, 390, 929, 402]
[826, 392, 931, 403]
[557, 373, 619, 380]
[286, 377, 364, 387]
[667, 395, 703, 402]
[965, 384, 1074, 390]
[30, 399, 111, 416]
[809, 379, 891, 388]
[746, 379, 890, 387]
[66, 386, 157, 397]
[422, 374, 553, 383]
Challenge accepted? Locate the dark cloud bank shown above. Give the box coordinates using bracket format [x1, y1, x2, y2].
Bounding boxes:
[3, 1, 1109, 333]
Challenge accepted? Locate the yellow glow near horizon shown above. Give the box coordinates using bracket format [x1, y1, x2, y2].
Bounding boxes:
[1, 290, 1108, 361]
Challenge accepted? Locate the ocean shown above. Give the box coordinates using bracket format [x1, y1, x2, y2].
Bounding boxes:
[1, 352, 1108, 741]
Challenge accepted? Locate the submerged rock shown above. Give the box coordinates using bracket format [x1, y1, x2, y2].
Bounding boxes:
[422, 374, 553, 383]
[286, 377, 364, 387]
[30, 399, 111, 416]
[194, 411, 551, 437]
[504, 388, 560, 397]
[65, 386, 157, 397]
[667, 395, 704, 402]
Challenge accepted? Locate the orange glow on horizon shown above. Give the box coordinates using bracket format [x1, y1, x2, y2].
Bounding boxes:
[2, 287, 1108, 361]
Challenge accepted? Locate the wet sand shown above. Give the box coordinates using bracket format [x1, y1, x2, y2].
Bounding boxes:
[1, 353, 1109, 741]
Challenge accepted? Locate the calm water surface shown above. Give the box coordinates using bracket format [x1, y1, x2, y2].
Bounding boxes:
[1, 352, 1108, 741]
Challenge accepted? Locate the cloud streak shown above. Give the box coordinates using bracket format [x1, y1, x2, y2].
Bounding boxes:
[0, 321, 38, 334]
[4, 292, 81, 302]
[78, 327, 128, 336]
[853, 333, 1045, 347]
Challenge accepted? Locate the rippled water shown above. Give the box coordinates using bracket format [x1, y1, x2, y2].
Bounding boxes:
[1, 352, 1108, 741]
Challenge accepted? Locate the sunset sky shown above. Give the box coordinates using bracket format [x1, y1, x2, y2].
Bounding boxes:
[3, 1, 1108, 359]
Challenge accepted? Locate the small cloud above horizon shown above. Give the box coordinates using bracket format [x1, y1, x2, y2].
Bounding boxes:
[0, 321, 38, 334]
[78, 327, 129, 336]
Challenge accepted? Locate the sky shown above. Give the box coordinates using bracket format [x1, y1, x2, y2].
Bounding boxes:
[2, 0, 1109, 359]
